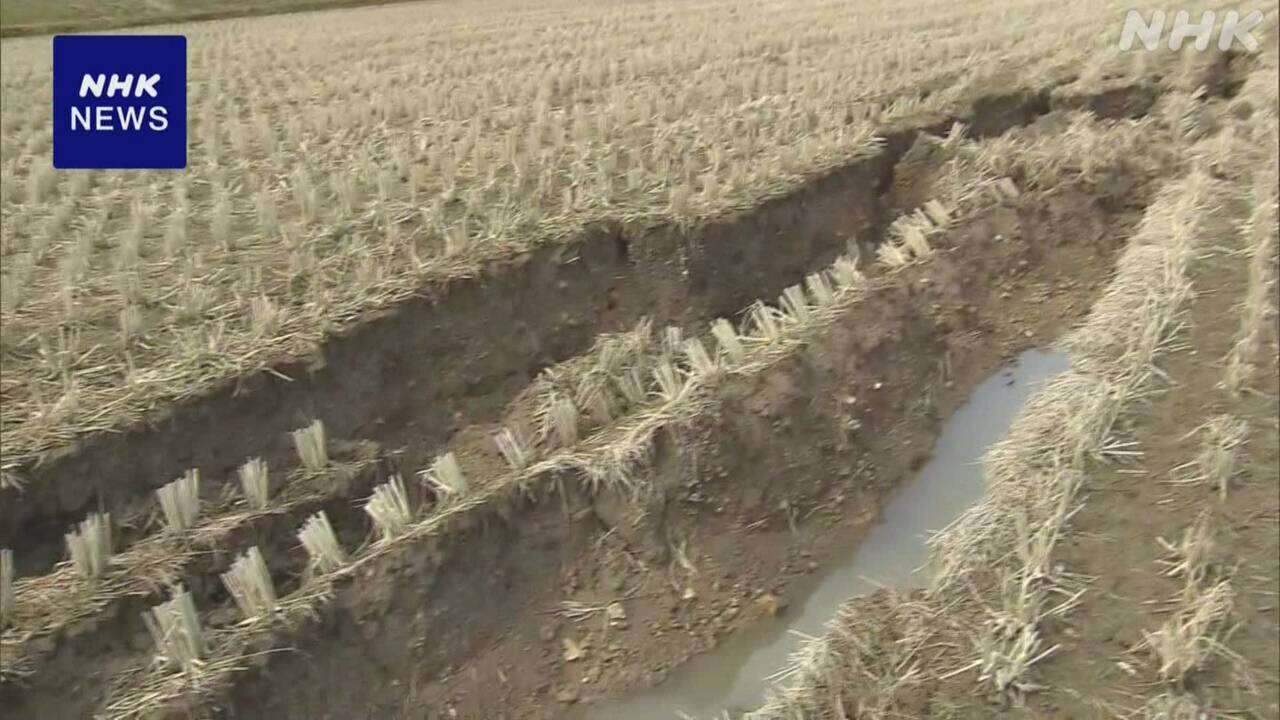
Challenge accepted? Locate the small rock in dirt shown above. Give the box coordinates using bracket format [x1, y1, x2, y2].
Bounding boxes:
[607, 602, 627, 622]
[539, 624, 557, 642]
[562, 637, 586, 662]
[555, 688, 579, 704]
[756, 593, 788, 617]
[682, 586, 697, 601]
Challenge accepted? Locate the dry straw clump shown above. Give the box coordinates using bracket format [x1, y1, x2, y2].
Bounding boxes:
[297, 511, 346, 574]
[237, 457, 270, 510]
[364, 475, 412, 542]
[1174, 415, 1249, 499]
[220, 546, 278, 621]
[157, 470, 201, 533]
[142, 585, 204, 674]
[0, 0, 1190, 483]
[65, 512, 113, 579]
[419, 452, 469, 499]
[291, 420, 329, 472]
[1141, 579, 1237, 686]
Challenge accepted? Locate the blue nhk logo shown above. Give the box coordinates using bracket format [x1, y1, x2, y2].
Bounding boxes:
[53, 35, 187, 169]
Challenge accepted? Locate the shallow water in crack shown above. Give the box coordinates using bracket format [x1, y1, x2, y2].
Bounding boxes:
[570, 347, 1070, 719]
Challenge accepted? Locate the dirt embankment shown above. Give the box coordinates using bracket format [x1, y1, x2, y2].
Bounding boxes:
[2, 84, 1071, 572]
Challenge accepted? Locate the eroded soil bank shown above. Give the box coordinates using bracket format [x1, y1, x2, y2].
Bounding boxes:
[3, 86, 1067, 573]
[216, 161, 1155, 720]
[571, 348, 1069, 719]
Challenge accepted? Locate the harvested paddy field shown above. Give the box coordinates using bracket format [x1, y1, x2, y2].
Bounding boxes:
[0, 0, 1277, 719]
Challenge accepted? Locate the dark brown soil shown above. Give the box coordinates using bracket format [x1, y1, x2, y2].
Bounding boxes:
[1023, 216, 1280, 719]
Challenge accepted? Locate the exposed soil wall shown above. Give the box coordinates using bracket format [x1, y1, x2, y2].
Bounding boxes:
[1, 87, 1062, 574]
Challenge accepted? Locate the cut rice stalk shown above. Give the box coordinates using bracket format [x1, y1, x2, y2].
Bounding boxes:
[653, 360, 685, 402]
[492, 426, 531, 470]
[157, 469, 200, 533]
[1142, 579, 1235, 684]
[877, 240, 913, 268]
[1156, 510, 1216, 584]
[749, 300, 783, 341]
[805, 271, 836, 307]
[711, 318, 745, 363]
[142, 585, 204, 674]
[577, 382, 614, 424]
[547, 396, 579, 447]
[1175, 416, 1249, 499]
[900, 222, 933, 259]
[292, 419, 329, 471]
[365, 475, 412, 541]
[682, 337, 717, 376]
[65, 511, 113, 579]
[238, 457, 270, 510]
[830, 255, 865, 289]
[615, 366, 647, 406]
[923, 199, 952, 228]
[220, 546, 277, 620]
[662, 325, 684, 357]
[779, 284, 811, 323]
[420, 452, 469, 498]
[297, 511, 347, 573]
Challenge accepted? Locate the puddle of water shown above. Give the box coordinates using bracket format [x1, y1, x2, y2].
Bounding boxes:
[570, 348, 1069, 719]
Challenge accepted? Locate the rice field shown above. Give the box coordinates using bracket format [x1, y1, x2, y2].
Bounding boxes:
[0, 0, 1277, 717]
[2, 0, 1240, 477]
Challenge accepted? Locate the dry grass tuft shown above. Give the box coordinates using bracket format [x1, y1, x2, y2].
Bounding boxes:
[419, 452, 468, 499]
[1174, 415, 1249, 499]
[681, 337, 717, 377]
[711, 318, 746, 364]
[237, 457, 270, 510]
[157, 470, 201, 533]
[364, 475, 412, 542]
[65, 512, 113, 579]
[1155, 510, 1216, 585]
[291, 420, 329, 471]
[492, 427, 531, 471]
[1141, 579, 1237, 686]
[142, 585, 204, 674]
[544, 396, 580, 448]
[297, 511, 346, 574]
[220, 546, 277, 620]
